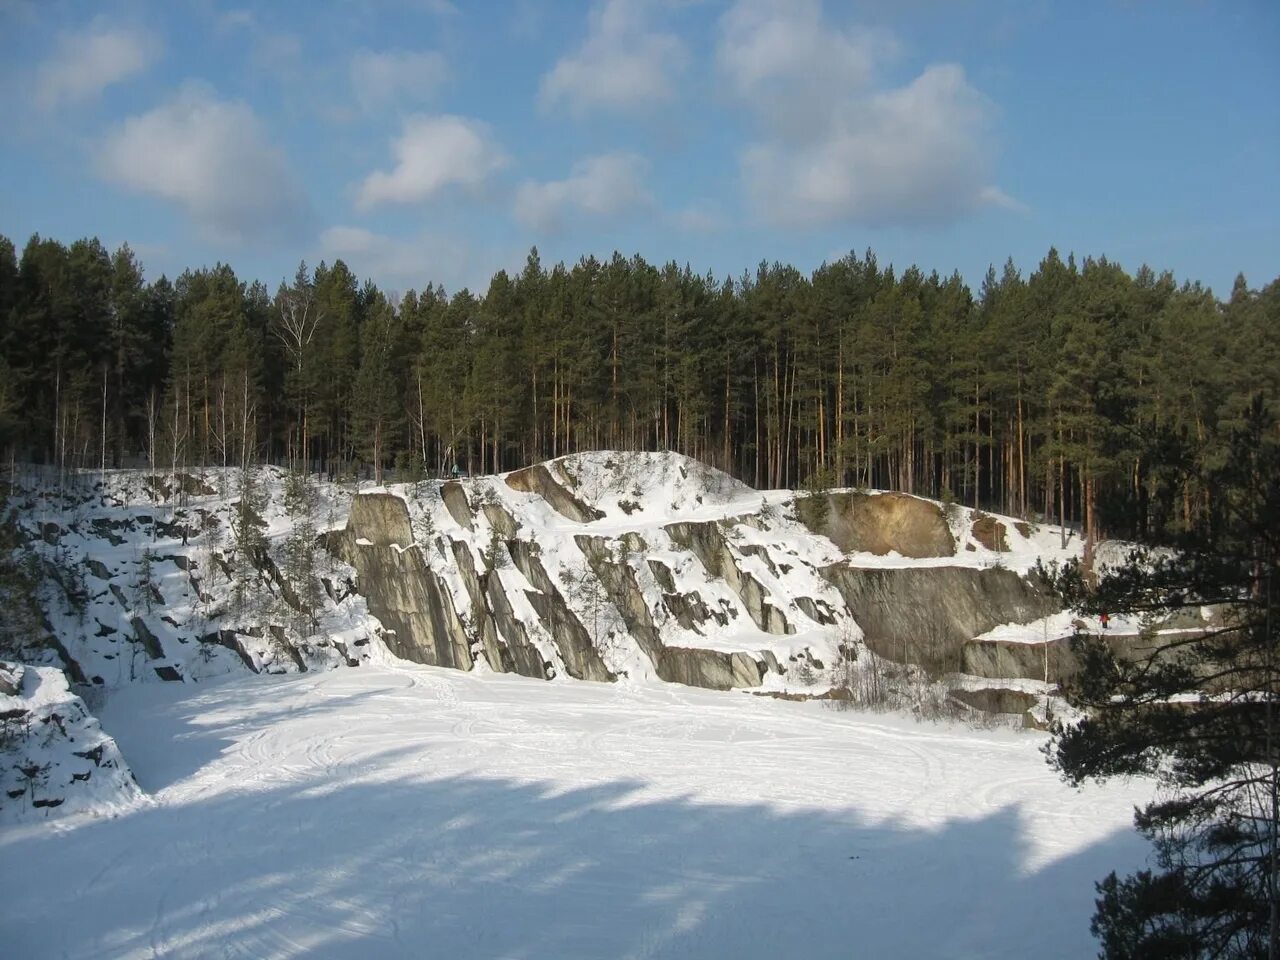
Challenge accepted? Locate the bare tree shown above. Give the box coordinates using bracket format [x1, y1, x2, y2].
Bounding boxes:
[272, 263, 324, 473]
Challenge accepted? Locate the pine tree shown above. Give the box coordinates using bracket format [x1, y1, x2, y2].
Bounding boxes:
[1047, 398, 1280, 959]
[350, 294, 401, 483]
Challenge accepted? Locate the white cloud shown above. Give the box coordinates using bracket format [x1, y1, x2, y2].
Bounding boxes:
[98, 84, 307, 241]
[514, 152, 651, 232]
[539, 0, 686, 114]
[718, 0, 1017, 226]
[977, 185, 1029, 213]
[36, 21, 158, 109]
[350, 49, 449, 110]
[670, 201, 726, 234]
[718, 0, 886, 108]
[356, 114, 507, 209]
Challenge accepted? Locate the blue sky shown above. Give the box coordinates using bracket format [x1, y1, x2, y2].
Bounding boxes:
[1, 0, 1277, 298]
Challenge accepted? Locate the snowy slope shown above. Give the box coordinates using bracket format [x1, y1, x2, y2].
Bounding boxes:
[0, 661, 1156, 960]
[5, 466, 381, 689]
[0, 661, 141, 822]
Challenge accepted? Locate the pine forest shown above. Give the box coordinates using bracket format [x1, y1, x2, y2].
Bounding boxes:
[1, 232, 1276, 550]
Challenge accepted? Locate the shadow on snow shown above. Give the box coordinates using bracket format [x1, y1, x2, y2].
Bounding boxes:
[0, 748, 1145, 959]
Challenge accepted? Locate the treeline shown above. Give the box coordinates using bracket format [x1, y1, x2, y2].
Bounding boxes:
[0, 232, 1276, 544]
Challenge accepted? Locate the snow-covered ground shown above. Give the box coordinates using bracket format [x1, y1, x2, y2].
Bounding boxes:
[0, 661, 1155, 959]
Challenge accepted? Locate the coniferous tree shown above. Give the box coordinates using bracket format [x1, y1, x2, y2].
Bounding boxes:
[0, 228, 1276, 526]
[350, 293, 401, 483]
[1048, 398, 1280, 959]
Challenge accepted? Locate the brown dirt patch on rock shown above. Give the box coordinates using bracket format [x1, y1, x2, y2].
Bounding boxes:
[971, 513, 1009, 552]
[805, 491, 955, 558]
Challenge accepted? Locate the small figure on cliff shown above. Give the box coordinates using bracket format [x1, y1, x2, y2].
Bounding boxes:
[1100, 611, 1110, 630]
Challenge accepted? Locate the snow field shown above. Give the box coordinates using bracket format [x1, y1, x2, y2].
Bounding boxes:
[0, 662, 1155, 959]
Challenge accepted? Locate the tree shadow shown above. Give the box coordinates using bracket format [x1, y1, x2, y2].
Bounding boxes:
[95, 673, 402, 792]
[1, 760, 1146, 959]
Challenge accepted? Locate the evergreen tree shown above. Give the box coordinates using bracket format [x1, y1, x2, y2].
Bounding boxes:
[351, 293, 401, 482]
[1048, 398, 1280, 959]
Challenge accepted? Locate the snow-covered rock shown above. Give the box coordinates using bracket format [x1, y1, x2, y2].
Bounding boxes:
[0, 661, 141, 820]
[4, 451, 1108, 753]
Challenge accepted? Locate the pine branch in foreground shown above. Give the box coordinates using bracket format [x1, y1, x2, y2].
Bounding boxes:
[1046, 397, 1280, 960]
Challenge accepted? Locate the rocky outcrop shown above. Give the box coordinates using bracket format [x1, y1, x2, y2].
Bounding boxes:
[646, 558, 728, 634]
[448, 540, 505, 671]
[795, 596, 837, 625]
[665, 521, 793, 635]
[1, 662, 142, 821]
[129, 617, 164, 660]
[482, 502, 520, 539]
[949, 687, 1041, 716]
[507, 541, 614, 682]
[333, 495, 473, 670]
[961, 631, 1163, 684]
[801, 491, 956, 558]
[349, 493, 415, 547]
[482, 566, 549, 679]
[821, 564, 1056, 674]
[358, 545, 472, 670]
[441, 482, 473, 531]
[505, 465, 604, 522]
[961, 636, 1080, 683]
[576, 535, 764, 690]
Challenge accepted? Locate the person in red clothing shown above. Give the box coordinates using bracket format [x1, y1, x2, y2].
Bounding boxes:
[1100, 612, 1110, 630]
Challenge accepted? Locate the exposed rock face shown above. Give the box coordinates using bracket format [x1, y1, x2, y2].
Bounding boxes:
[665, 521, 793, 635]
[332, 495, 473, 670]
[802, 492, 956, 558]
[507, 541, 614, 682]
[315, 457, 1099, 704]
[961, 632, 1161, 684]
[449, 540, 505, 671]
[13, 451, 1108, 717]
[482, 502, 520, 540]
[505, 465, 604, 522]
[949, 687, 1041, 716]
[440, 482, 473, 530]
[962, 636, 1078, 683]
[360, 545, 472, 670]
[576, 535, 764, 690]
[821, 564, 1056, 674]
[348, 493, 415, 547]
[483, 567, 549, 679]
[130, 616, 164, 660]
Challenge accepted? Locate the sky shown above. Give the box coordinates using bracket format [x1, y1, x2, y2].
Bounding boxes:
[1, 0, 1277, 299]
